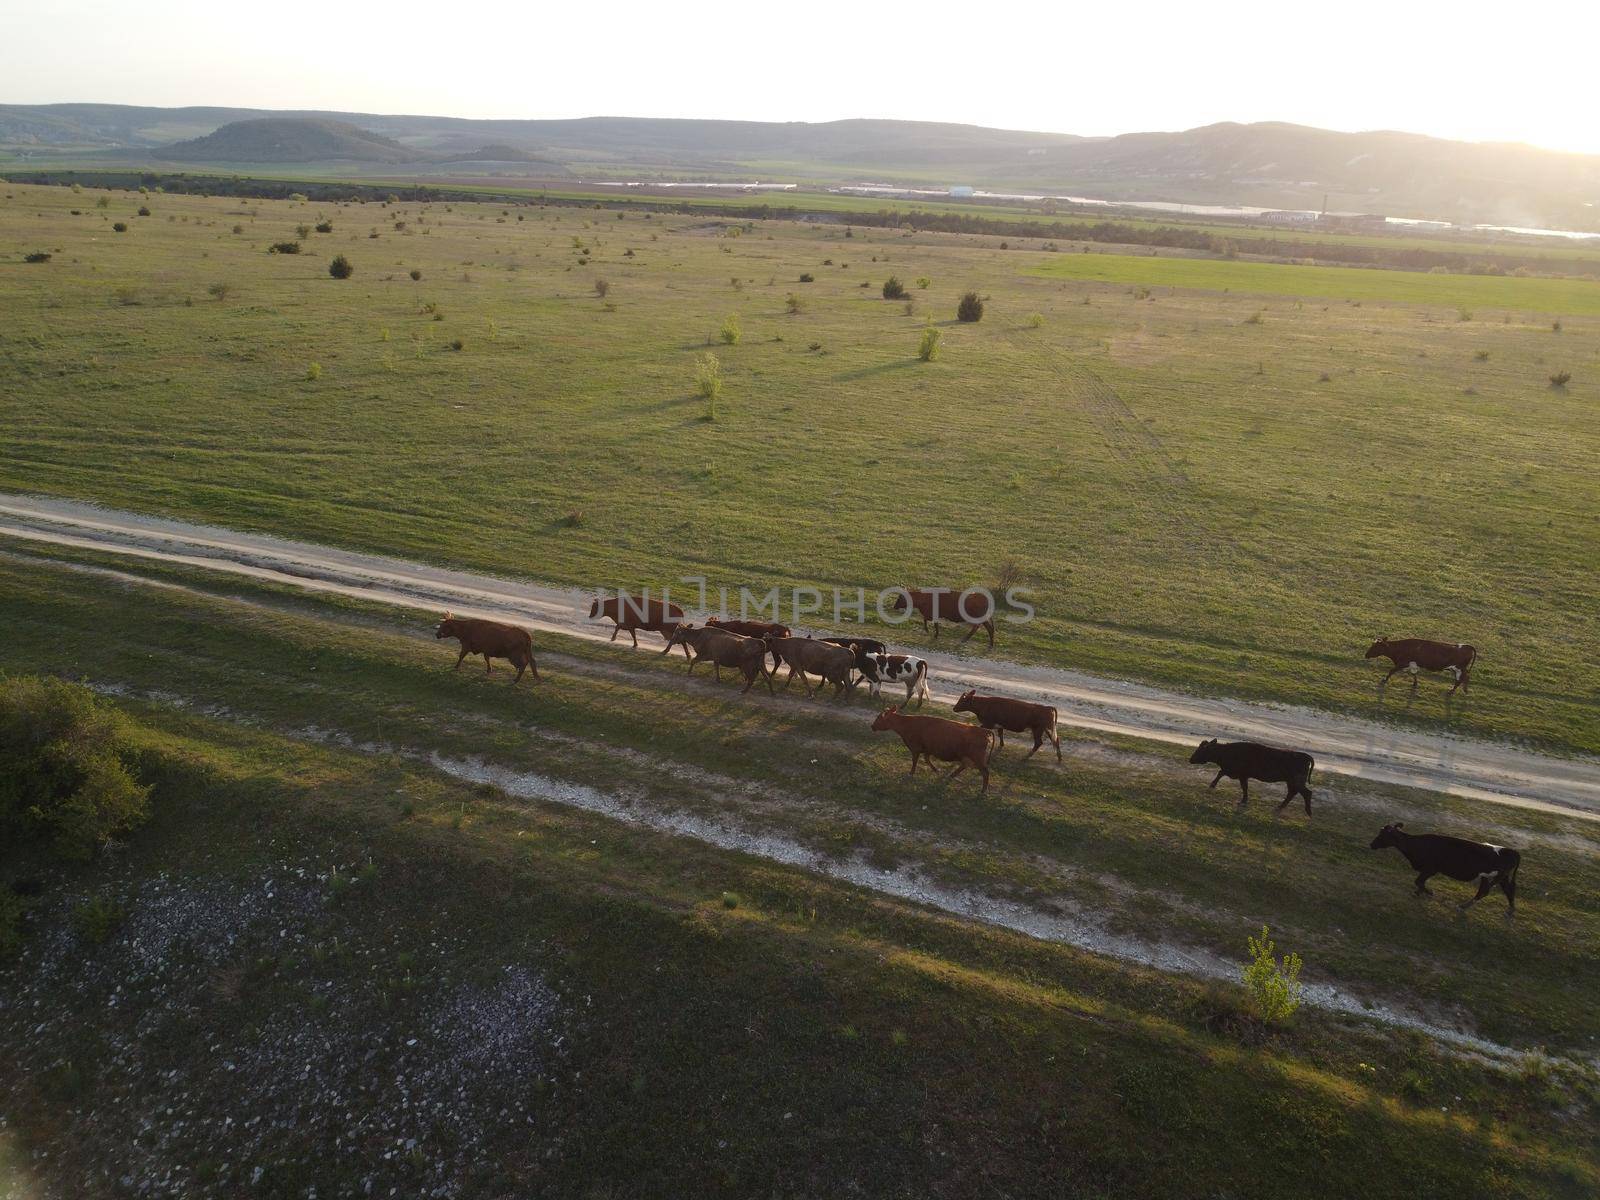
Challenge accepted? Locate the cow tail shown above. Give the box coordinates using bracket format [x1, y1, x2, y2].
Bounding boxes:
[914, 659, 928, 700]
[1305, 755, 1315, 783]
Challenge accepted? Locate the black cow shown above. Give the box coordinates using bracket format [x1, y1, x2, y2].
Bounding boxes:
[1369, 823, 1520, 915]
[1189, 739, 1315, 813]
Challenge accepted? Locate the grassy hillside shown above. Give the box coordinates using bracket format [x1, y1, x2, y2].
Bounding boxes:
[1, 543, 1597, 1197]
[159, 117, 413, 163]
[1, 183, 1598, 759]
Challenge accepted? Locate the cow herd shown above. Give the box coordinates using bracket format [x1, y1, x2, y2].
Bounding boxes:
[434, 606, 1520, 916]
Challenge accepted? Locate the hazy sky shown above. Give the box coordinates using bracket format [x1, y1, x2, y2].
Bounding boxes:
[6, 0, 1599, 154]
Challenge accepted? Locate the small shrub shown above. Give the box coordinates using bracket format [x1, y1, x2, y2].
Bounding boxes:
[96, 196, 110, 209]
[231, 223, 244, 234]
[594, 278, 610, 298]
[719, 314, 741, 345]
[207, 281, 232, 301]
[917, 326, 942, 362]
[315, 221, 333, 233]
[450, 338, 465, 352]
[1474, 350, 1490, 361]
[24, 251, 51, 263]
[1243, 309, 1265, 325]
[0, 676, 150, 862]
[916, 276, 931, 289]
[956, 291, 984, 322]
[409, 268, 422, 281]
[269, 241, 300, 255]
[328, 255, 354, 280]
[695, 353, 722, 408]
[112, 222, 128, 233]
[137, 206, 151, 217]
[1027, 312, 1044, 328]
[1241, 925, 1302, 1024]
[1457, 308, 1472, 321]
[807, 341, 822, 352]
[73, 896, 126, 944]
[785, 293, 803, 314]
[305, 362, 322, 380]
[798, 272, 814, 283]
[296, 224, 312, 239]
[1552, 320, 1563, 333]
[1549, 370, 1572, 388]
[881, 275, 906, 300]
[561, 509, 583, 528]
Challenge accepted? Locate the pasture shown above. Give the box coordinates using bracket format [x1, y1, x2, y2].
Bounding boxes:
[2, 180, 1598, 766]
[1, 542, 1598, 1197]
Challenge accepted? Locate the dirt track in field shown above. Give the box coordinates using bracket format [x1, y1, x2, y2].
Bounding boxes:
[3, 491, 1597, 820]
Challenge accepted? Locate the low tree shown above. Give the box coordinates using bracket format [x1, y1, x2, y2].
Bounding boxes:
[881, 276, 906, 300]
[0, 677, 150, 862]
[957, 291, 984, 322]
[918, 326, 942, 362]
[329, 255, 354, 279]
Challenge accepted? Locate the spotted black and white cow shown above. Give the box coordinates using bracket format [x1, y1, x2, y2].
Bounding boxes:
[859, 653, 929, 707]
[1369, 823, 1520, 915]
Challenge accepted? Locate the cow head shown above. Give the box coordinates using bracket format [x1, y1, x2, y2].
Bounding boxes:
[1365, 637, 1391, 659]
[587, 598, 601, 619]
[1369, 822, 1405, 850]
[660, 623, 695, 654]
[952, 689, 976, 714]
[885, 590, 910, 613]
[870, 706, 899, 731]
[435, 613, 456, 639]
[1188, 738, 1219, 765]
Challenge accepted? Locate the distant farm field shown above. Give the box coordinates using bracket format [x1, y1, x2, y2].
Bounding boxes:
[1030, 250, 1600, 313]
[2, 183, 1598, 755]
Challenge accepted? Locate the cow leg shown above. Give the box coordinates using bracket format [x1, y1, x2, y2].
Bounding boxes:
[1208, 769, 1224, 789]
[928, 620, 939, 640]
[512, 662, 526, 685]
[714, 662, 724, 682]
[1447, 667, 1463, 695]
[453, 648, 468, 671]
[1414, 872, 1435, 896]
[628, 628, 638, 649]
[986, 619, 995, 647]
[978, 760, 990, 794]
[908, 751, 920, 776]
[609, 626, 621, 643]
[484, 654, 493, 674]
[1238, 778, 1249, 807]
[996, 727, 1006, 748]
[529, 657, 542, 683]
[1052, 728, 1063, 762]
[1499, 872, 1515, 915]
[948, 761, 969, 781]
[1459, 874, 1497, 912]
[958, 622, 978, 646]
[1379, 664, 1399, 687]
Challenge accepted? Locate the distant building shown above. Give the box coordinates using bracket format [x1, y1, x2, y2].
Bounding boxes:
[949, 185, 975, 198]
[1317, 212, 1388, 233]
[1259, 210, 1318, 225]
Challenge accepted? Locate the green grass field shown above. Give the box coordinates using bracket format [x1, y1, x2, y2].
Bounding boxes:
[2, 182, 1598, 761]
[1030, 251, 1600, 312]
[2, 544, 1597, 1197]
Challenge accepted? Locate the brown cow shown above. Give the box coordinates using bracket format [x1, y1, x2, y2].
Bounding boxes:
[888, 588, 996, 647]
[952, 690, 1060, 760]
[871, 707, 994, 793]
[590, 593, 686, 653]
[765, 636, 859, 700]
[435, 614, 540, 684]
[706, 616, 791, 640]
[1366, 637, 1477, 694]
[661, 624, 774, 694]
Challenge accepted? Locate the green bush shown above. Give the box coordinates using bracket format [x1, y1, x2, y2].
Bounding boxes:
[112, 222, 128, 233]
[0, 676, 150, 862]
[1241, 925, 1302, 1024]
[695, 353, 722, 413]
[269, 241, 300, 255]
[24, 251, 52, 263]
[409, 268, 422, 281]
[719, 314, 741, 345]
[917, 326, 942, 362]
[881, 276, 906, 300]
[328, 254, 354, 280]
[1549, 370, 1572, 388]
[956, 291, 984, 323]
[315, 221, 333, 233]
[915, 276, 931, 289]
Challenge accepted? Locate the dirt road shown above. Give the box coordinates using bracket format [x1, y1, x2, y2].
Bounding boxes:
[3, 492, 1596, 819]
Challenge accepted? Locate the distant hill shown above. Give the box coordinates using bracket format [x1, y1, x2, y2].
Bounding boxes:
[3, 102, 1598, 229]
[157, 117, 413, 163]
